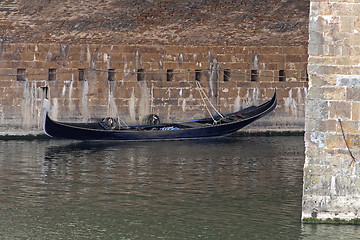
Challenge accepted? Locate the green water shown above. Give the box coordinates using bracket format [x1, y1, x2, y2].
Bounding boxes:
[0, 136, 359, 239]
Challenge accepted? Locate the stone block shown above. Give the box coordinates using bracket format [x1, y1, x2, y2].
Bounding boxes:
[309, 65, 341, 75]
[137, 45, 164, 54]
[335, 3, 356, 16]
[193, 54, 210, 63]
[306, 98, 329, 119]
[58, 72, 74, 82]
[153, 88, 169, 98]
[266, 63, 278, 71]
[263, 54, 285, 63]
[286, 55, 304, 63]
[231, 54, 245, 62]
[115, 45, 138, 54]
[0, 80, 13, 88]
[147, 72, 164, 81]
[340, 16, 354, 33]
[343, 134, 360, 150]
[172, 72, 186, 82]
[224, 62, 248, 71]
[244, 54, 255, 63]
[322, 87, 346, 101]
[306, 131, 326, 148]
[310, 74, 336, 87]
[121, 53, 136, 62]
[216, 54, 233, 63]
[307, 56, 324, 64]
[310, 15, 324, 33]
[329, 101, 351, 120]
[336, 120, 359, 134]
[176, 88, 191, 98]
[222, 46, 235, 55]
[258, 70, 274, 82]
[275, 88, 290, 99]
[258, 46, 282, 55]
[2, 52, 22, 61]
[349, 33, 360, 46]
[66, 44, 81, 54]
[164, 46, 184, 55]
[337, 75, 360, 88]
[325, 44, 342, 56]
[306, 119, 337, 132]
[186, 46, 209, 54]
[219, 80, 236, 88]
[273, 81, 304, 89]
[163, 62, 181, 70]
[347, 88, 360, 101]
[140, 53, 161, 63]
[208, 46, 226, 55]
[308, 44, 324, 56]
[181, 53, 195, 63]
[0, 60, 13, 69]
[352, 102, 360, 121]
[0, 67, 16, 76]
[233, 47, 248, 55]
[161, 80, 184, 88]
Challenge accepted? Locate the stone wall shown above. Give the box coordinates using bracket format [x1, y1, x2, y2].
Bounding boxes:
[0, 0, 309, 46]
[0, 43, 308, 135]
[303, 0, 360, 221]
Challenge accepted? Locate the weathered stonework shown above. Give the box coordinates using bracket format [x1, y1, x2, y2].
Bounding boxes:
[0, 43, 308, 135]
[303, 0, 360, 221]
[0, 1, 310, 135]
[0, 0, 309, 46]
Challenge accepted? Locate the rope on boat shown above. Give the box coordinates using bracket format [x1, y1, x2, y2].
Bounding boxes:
[196, 81, 224, 124]
[338, 119, 357, 166]
[117, 117, 129, 128]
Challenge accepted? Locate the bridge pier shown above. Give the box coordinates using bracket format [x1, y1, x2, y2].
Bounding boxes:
[303, 0, 360, 222]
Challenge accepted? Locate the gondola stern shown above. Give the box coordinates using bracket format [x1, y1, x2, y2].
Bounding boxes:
[42, 99, 53, 138]
[43, 113, 54, 138]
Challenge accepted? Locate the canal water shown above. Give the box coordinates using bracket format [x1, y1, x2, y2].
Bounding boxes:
[0, 136, 360, 239]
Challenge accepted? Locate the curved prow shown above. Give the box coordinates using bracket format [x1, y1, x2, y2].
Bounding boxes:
[261, 89, 277, 116]
[43, 99, 51, 136]
[43, 99, 50, 115]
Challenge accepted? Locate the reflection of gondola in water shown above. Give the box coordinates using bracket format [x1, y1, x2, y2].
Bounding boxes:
[43, 91, 277, 141]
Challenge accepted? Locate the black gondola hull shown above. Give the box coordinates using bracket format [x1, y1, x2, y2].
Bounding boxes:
[44, 92, 277, 141]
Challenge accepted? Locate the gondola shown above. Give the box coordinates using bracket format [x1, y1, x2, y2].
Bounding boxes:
[43, 91, 277, 141]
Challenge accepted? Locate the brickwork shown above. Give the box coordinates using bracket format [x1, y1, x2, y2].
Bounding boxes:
[303, 0, 360, 221]
[0, 43, 308, 135]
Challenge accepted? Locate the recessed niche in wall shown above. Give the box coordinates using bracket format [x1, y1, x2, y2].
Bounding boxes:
[48, 69, 56, 81]
[137, 69, 145, 81]
[306, 71, 309, 82]
[250, 70, 258, 82]
[17, 69, 27, 81]
[195, 70, 202, 81]
[108, 69, 115, 81]
[224, 69, 230, 82]
[79, 69, 86, 81]
[279, 70, 285, 82]
[167, 69, 174, 82]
